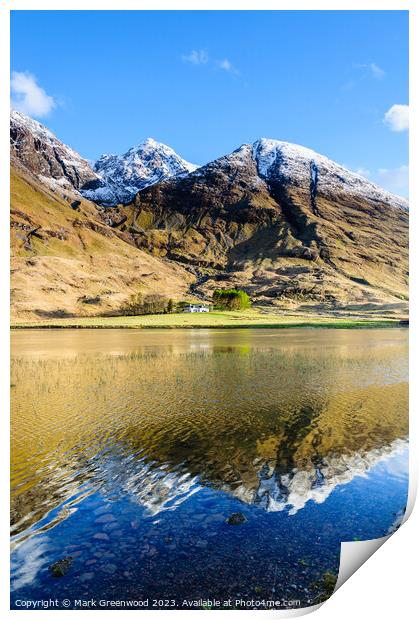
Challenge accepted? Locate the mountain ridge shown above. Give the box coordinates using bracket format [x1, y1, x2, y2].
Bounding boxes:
[10, 110, 408, 209]
[252, 138, 408, 210]
[10, 110, 199, 207]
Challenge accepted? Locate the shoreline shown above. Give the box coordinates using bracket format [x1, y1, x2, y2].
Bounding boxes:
[9, 325, 406, 330]
[10, 312, 407, 331]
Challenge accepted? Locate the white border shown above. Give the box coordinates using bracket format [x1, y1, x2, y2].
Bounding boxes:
[1, 2, 416, 619]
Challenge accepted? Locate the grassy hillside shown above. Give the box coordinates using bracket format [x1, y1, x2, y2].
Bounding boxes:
[10, 167, 195, 320]
[11, 308, 402, 329]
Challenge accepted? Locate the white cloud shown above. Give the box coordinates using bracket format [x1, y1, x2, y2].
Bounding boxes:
[351, 164, 408, 196]
[377, 165, 409, 192]
[355, 62, 386, 80]
[10, 71, 56, 118]
[369, 63, 386, 80]
[384, 104, 409, 132]
[216, 58, 240, 75]
[182, 51, 240, 76]
[354, 167, 371, 178]
[181, 50, 209, 65]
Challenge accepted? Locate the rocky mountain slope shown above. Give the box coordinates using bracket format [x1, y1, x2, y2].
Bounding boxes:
[10, 111, 197, 206]
[10, 110, 101, 196]
[110, 139, 408, 307]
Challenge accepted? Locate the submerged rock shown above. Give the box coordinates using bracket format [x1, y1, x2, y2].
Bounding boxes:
[49, 556, 73, 578]
[226, 512, 247, 525]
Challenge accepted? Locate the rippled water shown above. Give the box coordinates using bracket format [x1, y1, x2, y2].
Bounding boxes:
[11, 329, 408, 609]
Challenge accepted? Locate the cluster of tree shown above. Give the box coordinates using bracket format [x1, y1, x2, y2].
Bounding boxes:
[212, 289, 251, 310]
[123, 292, 175, 315]
[121, 289, 251, 316]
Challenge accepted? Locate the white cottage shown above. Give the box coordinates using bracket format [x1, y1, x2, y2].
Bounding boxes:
[182, 303, 210, 313]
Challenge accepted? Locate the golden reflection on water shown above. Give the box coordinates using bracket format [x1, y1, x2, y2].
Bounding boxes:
[11, 329, 408, 538]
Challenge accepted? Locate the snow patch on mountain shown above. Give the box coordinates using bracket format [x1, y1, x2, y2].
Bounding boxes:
[252, 138, 408, 211]
[10, 109, 102, 199]
[12, 110, 60, 146]
[11, 110, 96, 186]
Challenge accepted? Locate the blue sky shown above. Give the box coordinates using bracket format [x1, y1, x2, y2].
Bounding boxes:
[11, 10, 409, 196]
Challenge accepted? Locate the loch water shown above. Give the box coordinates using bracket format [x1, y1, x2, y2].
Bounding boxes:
[10, 328, 409, 609]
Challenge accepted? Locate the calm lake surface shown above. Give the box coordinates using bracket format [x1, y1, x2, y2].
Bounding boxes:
[11, 328, 408, 610]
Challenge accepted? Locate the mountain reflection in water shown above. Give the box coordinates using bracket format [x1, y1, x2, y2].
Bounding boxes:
[11, 328, 408, 606]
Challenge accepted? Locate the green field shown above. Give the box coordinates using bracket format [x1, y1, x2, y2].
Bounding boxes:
[11, 309, 403, 330]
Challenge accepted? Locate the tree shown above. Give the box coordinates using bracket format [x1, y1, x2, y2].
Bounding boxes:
[122, 291, 170, 315]
[167, 298, 174, 314]
[142, 294, 169, 314]
[212, 289, 251, 310]
[124, 291, 144, 315]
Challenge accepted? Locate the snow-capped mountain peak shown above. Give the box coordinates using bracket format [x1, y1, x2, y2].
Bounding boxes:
[87, 138, 198, 205]
[10, 109, 100, 194]
[140, 137, 158, 148]
[251, 137, 408, 210]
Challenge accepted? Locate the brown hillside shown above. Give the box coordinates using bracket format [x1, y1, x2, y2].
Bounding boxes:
[108, 144, 408, 310]
[10, 167, 195, 320]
